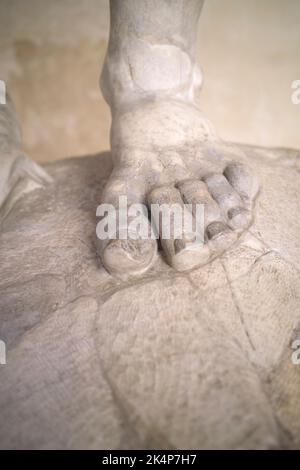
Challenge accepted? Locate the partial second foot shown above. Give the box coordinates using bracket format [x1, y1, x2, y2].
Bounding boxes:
[97, 99, 259, 279]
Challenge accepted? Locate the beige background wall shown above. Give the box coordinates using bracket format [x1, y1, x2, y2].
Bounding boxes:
[0, 0, 299, 163]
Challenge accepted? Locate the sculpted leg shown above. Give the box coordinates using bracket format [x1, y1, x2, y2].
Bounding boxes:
[97, 0, 259, 278]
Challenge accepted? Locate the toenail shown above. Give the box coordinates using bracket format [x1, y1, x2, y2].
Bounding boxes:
[228, 207, 246, 220]
[174, 239, 186, 254]
[206, 221, 229, 240]
[227, 207, 252, 229]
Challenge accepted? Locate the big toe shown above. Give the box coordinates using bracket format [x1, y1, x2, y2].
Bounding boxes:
[101, 237, 157, 280]
[96, 171, 157, 280]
